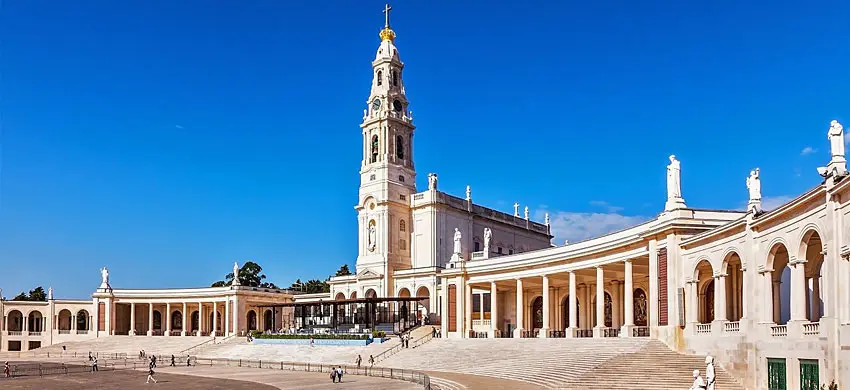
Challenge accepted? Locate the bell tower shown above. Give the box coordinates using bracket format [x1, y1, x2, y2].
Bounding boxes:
[355, 4, 416, 290]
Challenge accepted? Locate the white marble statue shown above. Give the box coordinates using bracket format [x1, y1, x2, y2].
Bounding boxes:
[746, 168, 761, 201]
[667, 155, 682, 199]
[48, 287, 54, 300]
[368, 223, 377, 251]
[100, 267, 110, 288]
[828, 120, 845, 159]
[705, 355, 716, 390]
[232, 261, 241, 286]
[513, 202, 519, 217]
[453, 228, 462, 254]
[524, 206, 529, 220]
[689, 370, 706, 390]
[465, 185, 471, 200]
[544, 213, 550, 226]
[428, 173, 438, 190]
[483, 228, 492, 252]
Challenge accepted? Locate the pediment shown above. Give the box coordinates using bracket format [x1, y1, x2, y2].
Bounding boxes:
[357, 269, 383, 279]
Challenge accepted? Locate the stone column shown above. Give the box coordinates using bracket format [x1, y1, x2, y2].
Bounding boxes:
[611, 280, 620, 329]
[225, 299, 231, 336]
[714, 274, 728, 334]
[740, 266, 748, 320]
[688, 281, 699, 325]
[790, 261, 807, 322]
[540, 275, 550, 337]
[130, 303, 136, 336]
[71, 313, 77, 332]
[213, 301, 218, 336]
[772, 280, 781, 323]
[197, 302, 204, 337]
[180, 303, 187, 336]
[812, 274, 821, 321]
[105, 298, 112, 336]
[489, 282, 499, 338]
[465, 283, 473, 334]
[568, 271, 578, 334]
[515, 278, 524, 338]
[232, 296, 240, 336]
[579, 283, 588, 329]
[147, 303, 154, 336]
[165, 303, 172, 336]
[623, 260, 634, 336]
[594, 266, 604, 337]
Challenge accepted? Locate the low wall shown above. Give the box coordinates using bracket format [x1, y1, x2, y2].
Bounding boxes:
[253, 338, 374, 347]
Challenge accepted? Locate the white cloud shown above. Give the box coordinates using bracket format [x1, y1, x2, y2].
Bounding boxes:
[760, 195, 795, 211]
[588, 200, 624, 213]
[536, 210, 649, 244]
[175, 124, 185, 129]
[800, 146, 816, 156]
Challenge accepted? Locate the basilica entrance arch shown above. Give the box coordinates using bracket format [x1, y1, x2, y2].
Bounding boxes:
[531, 297, 543, 329]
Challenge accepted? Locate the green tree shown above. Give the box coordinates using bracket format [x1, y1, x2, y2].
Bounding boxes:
[288, 279, 329, 293]
[211, 261, 278, 288]
[12, 286, 47, 301]
[334, 264, 352, 277]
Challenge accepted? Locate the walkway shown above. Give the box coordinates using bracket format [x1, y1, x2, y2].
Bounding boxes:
[154, 365, 420, 389]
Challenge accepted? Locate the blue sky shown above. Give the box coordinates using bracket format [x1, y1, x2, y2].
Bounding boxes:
[1, 1, 849, 298]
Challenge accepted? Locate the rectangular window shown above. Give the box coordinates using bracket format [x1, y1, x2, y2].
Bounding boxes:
[483, 293, 492, 320]
[800, 359, 819, 390]
[472, 293, 481, 313]
[447, 285, 457, 332]
[767, 358, 787, 390]
[399, 194, 406, 201]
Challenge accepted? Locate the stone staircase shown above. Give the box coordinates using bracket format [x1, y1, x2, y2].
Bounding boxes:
[561, 340, 743, 389]
[379, 338, 744, 389]
[32, 336, 213, 357]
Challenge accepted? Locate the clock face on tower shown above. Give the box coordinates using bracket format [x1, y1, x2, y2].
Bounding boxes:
[371, 98, 381, 112]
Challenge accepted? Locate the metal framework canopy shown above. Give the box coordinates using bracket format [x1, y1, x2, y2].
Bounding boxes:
[257, 297, 427, 335]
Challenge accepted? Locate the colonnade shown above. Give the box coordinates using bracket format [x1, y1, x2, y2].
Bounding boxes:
[123, 300, 232, 337]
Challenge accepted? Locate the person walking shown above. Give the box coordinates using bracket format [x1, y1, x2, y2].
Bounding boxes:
[4, 361, 11, 378]
[186, 355, 192, 367]
[336, 366, 344, 383]
[355, 354, 362, 369]
[170, 355, 176, 367]
[146, 367, 158, 384]
[330, 366, 338, 383]
[151, 355, 157, 369]
[368, 355, 375, 366]
[91, 357, 98, 372]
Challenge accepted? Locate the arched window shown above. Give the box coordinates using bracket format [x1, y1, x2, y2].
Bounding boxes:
[396, 135, 404, 159]
[400, 220, 406, 232]
[392, 70, 399, 86]
[371, 135, 379, 163]
[377, 70, 383, 86]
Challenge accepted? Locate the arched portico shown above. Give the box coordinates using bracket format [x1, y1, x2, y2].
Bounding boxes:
[171, 310, 183, 331]
[799, 229, 824, 322]
[721, 252, 745, 322]
[415, 286, 431, 317]
[57, 309, 72, 331]
[247, 310, 257, 331]
[766, 242, 792, 324]
[7, 310, 23, 332]
[27, 310, 44, 333]
[694, 259, 714, 324]
[76, 310, 90, 331]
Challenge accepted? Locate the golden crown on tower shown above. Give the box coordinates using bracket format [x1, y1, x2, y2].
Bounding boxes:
[379, 27, 396, 41]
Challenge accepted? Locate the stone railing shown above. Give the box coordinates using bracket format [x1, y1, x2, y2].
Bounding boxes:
[471, 251, 487, 260]
[695, 324, 711, 334]
[471, 319, 491, 327]
[520, 329, 538, 338]
[770, 325, 788, 337]
[802, 322, 820, 336]
[724, 321, 740, 333]
[632, 326, 650, 337]
[7, 331, 23, 336]
[548, 330, 566, 338]
[170, 330, 182, 336]
[58, 330, 70, 334]
[575, 329, 593, 338]
[28, 331, 42, 336]
[76, 330, 88, 335]
[468, 330, 488, 338]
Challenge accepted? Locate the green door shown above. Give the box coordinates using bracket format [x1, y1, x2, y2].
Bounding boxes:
[800, 359, 819, 390]
[767, 358, 787, 390]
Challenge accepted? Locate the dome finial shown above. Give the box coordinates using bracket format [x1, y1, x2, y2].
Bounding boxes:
[379, 4, 396, 41]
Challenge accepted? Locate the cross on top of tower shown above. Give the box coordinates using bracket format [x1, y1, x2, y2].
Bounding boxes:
[383, 4, 392, 28]
[379, 4, 396, 42]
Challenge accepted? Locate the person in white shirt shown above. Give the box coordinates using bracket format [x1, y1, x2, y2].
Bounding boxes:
[690, 369, 706, 390]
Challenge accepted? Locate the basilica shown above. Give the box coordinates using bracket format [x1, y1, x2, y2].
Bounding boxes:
[3, 6, 850, 390]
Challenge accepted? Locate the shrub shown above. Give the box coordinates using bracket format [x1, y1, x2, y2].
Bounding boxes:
[371, 330, 386, 339]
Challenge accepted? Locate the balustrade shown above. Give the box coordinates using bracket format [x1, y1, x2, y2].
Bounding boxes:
[802, 322, 820, 336]
[28, 331, 42, 336]
[520, 329, 538, 338]
[468, 330, 488, 338]
[8, 331, 22, 336]
[548, 330, 566, 338]
[724, 322, 740, 333]
[632, 326, 650, 337]
[575, 329, 593, 338]
[76, 330, 88, 335]
[770, 325, 788, 337]
[602, 328, 619, 338]
[695, 324, 711, 334]
[58, 330, 70, 335]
